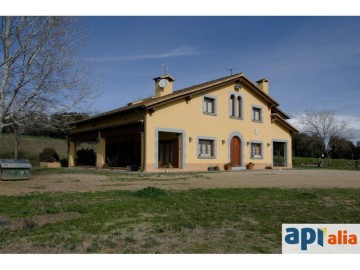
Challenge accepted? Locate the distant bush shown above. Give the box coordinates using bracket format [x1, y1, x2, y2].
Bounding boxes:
[60, 158, 69, 167]
[76, 148, 96, 166]
[39, 148, 60, 162]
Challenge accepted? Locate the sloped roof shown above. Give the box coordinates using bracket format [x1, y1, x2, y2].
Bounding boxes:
[272, 107, 290, 119]
[76, 72, 284, 125]
[271, 113, 299, 133]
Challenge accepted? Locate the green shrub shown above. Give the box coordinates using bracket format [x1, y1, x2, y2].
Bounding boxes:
[39, 148, 59, 162]
[76, 148, 96, 166]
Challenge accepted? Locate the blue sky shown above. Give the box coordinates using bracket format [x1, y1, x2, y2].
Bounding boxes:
[82, 16, 360, 131]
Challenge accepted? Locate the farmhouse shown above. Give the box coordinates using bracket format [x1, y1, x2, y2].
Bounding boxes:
[68, 72, 298, 172]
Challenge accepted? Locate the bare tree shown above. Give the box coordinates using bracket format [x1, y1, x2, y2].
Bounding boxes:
[9, 117, 26, 159]
[299, 110, 348, 165]
[7, 111, 49, 159]
[0, 16, 95, 137]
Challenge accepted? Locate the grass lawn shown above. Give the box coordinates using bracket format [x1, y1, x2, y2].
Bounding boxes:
[0, 133, 68, 165]
[293, 156, 359, 169]
[0, 187, 359, 253]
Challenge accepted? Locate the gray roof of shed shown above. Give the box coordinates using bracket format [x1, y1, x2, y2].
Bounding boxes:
[0, 159, 32, 169]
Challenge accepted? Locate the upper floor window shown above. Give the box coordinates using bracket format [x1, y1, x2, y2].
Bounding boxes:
[237, 96, 242, 118]
[230, 95, 235, 117]
[252, 106, 262, 122]
[203, 95, 217, 116]
[229, 93, 243, 119]
[204, 97, 214, 113]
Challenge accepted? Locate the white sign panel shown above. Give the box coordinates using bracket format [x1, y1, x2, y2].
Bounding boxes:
[282, 224, 360, 254]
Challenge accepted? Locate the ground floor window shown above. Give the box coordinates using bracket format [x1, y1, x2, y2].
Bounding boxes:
[199, 139, 215, 158]
[251, 142, 263, 159]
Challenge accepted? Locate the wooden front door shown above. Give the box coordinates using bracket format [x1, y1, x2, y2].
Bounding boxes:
[230, 136, 241, 166]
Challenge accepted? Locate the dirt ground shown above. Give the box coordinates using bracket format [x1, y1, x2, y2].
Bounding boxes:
[0, 169, 359, 195]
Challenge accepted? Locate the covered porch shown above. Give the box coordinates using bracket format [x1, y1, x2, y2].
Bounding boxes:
[68, 122, 145, 171]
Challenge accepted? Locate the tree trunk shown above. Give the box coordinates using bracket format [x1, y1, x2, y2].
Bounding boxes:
[12, 126, 22, 159]
[326, 150, 331, 167]
[0, 17, 11, 136]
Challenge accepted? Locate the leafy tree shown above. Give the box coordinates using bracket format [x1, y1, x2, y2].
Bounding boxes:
[329, 136, 355, 159]
[293, 132, 324, 158]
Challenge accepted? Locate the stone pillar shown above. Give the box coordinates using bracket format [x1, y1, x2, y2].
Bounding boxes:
[68, 141, 77, 167]
[96, 137, 106, 168]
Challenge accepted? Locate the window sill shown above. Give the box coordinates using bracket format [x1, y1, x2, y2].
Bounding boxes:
[203, 112, 217, 116]
[229, 116, 243, 120]
[250, 157, 263, 160]
[198, 156, 217, 159]
[252, 120, 263, 123]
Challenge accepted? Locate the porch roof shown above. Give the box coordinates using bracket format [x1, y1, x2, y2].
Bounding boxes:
[69, 121, 144, 142]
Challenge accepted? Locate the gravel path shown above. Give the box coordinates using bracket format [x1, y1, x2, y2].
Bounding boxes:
[0, 169, 359, 195]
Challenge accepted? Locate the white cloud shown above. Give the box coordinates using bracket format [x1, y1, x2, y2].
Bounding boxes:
[289, 114, 360, 129]
[86, 46, 199, 62]
[288, 114, 360, 142]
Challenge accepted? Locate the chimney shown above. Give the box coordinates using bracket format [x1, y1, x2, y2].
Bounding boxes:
[256, 78, 269, 94]
[153, 74, 175, 98]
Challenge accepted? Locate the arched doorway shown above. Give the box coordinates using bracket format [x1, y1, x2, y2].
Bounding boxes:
[230, 136, 241, 166]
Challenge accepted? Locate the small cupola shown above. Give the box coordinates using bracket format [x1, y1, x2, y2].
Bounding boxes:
[256, 78, 269, 94]
[153, 74, 175, 98]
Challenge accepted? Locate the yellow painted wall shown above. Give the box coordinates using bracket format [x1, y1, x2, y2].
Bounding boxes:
[145, 81, 292, 171]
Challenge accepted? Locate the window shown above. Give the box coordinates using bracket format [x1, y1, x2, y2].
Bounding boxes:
[198, 139, 215, 158]
[237, 96, 242, 118]
[204, 97, 215, 114]
[229, 93, 243, 119]
[230, 95, 235, 117]
[251, 143, 262, 158]
[252, 107, 262, 122]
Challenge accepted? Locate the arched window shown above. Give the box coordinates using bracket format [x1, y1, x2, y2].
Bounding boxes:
[230, 95, 235, 117]
[237, 96, 242, 118]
